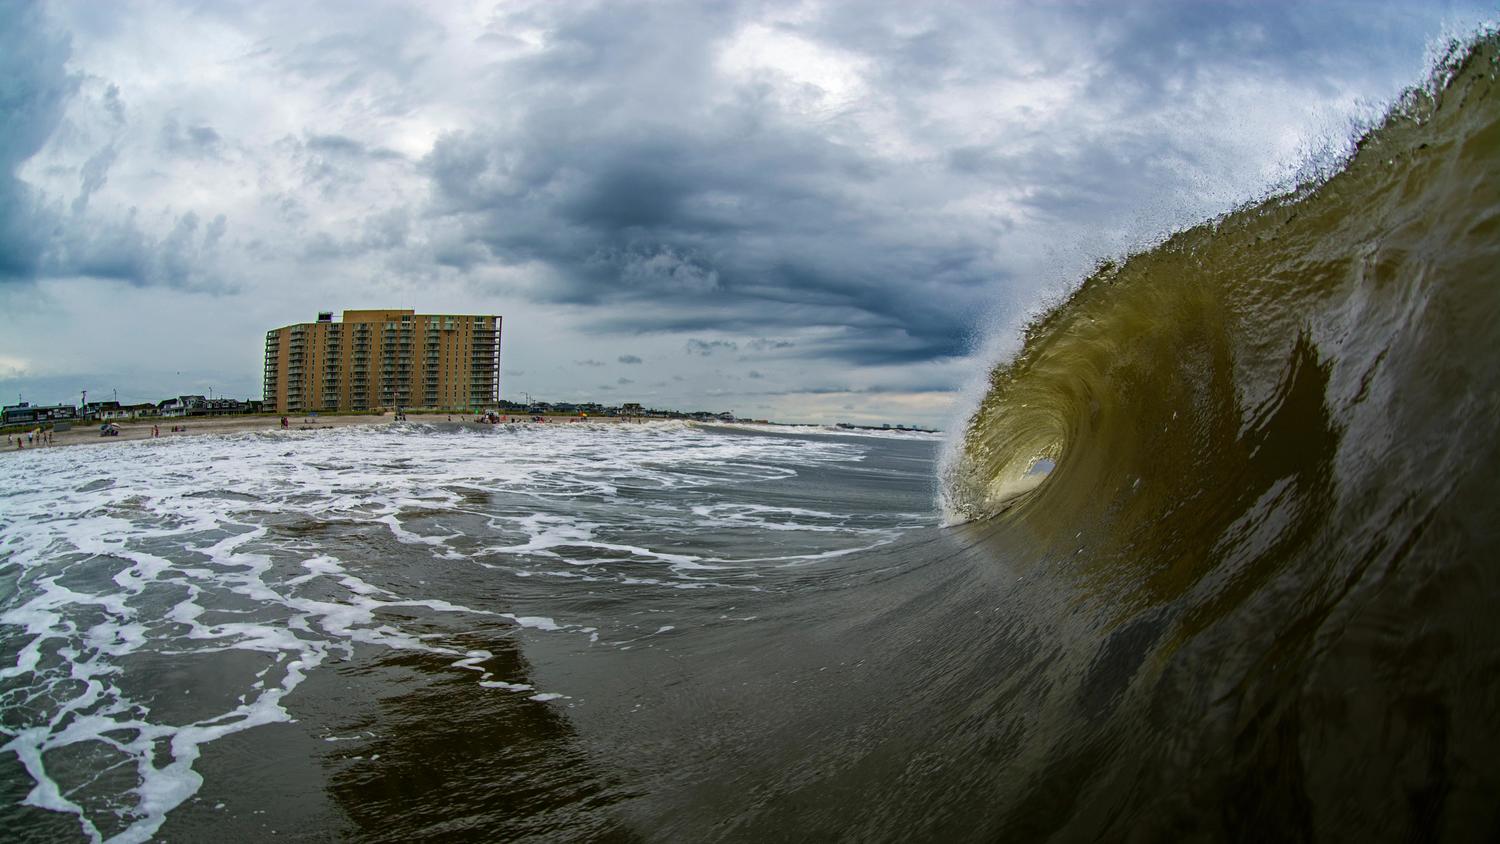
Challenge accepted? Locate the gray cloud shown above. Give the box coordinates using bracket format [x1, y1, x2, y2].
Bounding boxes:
[413, 0, 1452, 367]
[56, 209, 234, 291]
[160, 117, 223, 158]
[304, 134, 404, 161]
[0, 3, 235, 291]
[617, 354, 643, 364]
[686, 339, 737, 356]
[72, 143, 118, 214]
[0, 0, 75, 283]
[748, 338, 795, 351]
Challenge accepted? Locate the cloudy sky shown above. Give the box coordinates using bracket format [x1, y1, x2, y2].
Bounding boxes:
[1, 0, 1490, 426]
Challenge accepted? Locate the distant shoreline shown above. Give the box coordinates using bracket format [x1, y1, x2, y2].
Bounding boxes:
[1, 412, 633, 456]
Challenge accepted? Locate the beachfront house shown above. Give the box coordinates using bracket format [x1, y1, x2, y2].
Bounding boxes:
[153, 396, 261, 418]
[82, 401, 135, 421]
[158, 395, 207, 417]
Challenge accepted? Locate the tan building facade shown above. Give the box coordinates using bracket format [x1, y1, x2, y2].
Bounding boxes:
[263, 309, 501, 413]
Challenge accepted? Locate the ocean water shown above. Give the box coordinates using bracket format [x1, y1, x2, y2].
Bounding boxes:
[1, 422, 944, 841]
[6, 30, 1500, 844]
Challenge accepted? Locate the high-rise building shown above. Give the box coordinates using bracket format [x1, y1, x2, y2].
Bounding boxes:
[263, 309, 501, 413]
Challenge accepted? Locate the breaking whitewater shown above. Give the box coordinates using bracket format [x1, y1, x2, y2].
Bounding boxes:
[5, 31, 1500, 844]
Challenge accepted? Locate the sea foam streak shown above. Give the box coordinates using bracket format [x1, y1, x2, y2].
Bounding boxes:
[0, 422, 924, 840]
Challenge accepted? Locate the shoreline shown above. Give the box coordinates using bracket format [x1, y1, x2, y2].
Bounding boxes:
[1, 412, 635, 456]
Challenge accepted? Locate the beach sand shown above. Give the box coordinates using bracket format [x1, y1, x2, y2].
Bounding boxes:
[2, 412, 631, 456]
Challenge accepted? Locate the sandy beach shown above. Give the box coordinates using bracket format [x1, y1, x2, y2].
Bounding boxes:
[2, 412, 632, 455]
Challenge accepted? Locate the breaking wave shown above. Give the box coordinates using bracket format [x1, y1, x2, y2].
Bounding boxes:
[926, 31, 1500, 838]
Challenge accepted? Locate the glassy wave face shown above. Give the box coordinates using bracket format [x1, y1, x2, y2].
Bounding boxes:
[939, 33, 1500, 838]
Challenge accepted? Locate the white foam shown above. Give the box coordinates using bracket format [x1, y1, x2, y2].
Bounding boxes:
[478, 680, 534, 692]
[0, 420, 931, 838]
[502, 614, 564, 632]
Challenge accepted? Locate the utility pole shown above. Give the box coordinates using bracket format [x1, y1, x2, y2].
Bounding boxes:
[81, 389, 87, 409]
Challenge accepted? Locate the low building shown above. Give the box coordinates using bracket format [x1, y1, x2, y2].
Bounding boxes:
[2, 402, 79, 426]
[82, 401, 135, 421]
[201, 398, 261, 416]
[159, 396, 206, 417]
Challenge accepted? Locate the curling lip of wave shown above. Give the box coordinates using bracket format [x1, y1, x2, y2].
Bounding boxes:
[942, 29, 1500, 530]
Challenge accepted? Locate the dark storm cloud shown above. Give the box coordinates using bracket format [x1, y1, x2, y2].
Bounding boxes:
[423, 111, 991, 363]
[415, 1, 1011, 366]
[0, 0, 74, 283]
[417, 0, 1444, 366]
[0, 3, 232, 290]
[57, 210, 233, 291]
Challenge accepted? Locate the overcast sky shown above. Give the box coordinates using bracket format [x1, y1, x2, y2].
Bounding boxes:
[1, 0, 1491, 426]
